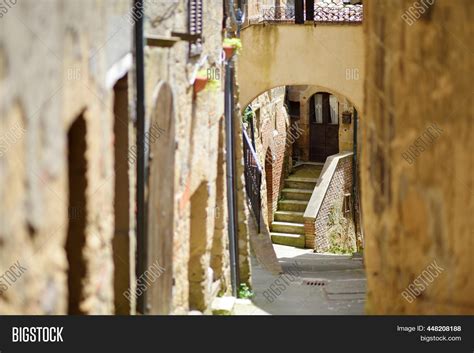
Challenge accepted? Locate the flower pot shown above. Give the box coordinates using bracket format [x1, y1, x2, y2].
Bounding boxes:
[194, 76, 208, 94]
[223, 45, 235, 60]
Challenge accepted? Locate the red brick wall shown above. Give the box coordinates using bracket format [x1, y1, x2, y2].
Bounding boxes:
[249, 87, 290, 228]
[262, 108, 288, 225]
[305, 155, 355, 251]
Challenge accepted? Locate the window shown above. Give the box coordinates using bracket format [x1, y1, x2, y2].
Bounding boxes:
[310, 93, 339, 124]
[329, 95, 339, 124]
[188, 0, 203, 57]
[313, 94, 323, 123]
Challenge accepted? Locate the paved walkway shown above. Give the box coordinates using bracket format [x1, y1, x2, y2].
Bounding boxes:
[234, 244, 366, 315]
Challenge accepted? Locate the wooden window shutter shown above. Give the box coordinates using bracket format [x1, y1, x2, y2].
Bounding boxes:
[188, 0, 203, 57]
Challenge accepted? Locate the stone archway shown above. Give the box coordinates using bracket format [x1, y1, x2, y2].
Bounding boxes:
[238, 23, 364, 112]
[290, 85, 360, 161]
[146, 82, 175, 314]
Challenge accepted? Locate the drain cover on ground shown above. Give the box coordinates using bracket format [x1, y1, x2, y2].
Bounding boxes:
[302, 279, 326, 286]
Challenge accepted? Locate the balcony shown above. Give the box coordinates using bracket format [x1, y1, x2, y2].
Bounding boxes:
[248, 2, 363, 24]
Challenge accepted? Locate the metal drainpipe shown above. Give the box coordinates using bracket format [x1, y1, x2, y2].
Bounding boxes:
[352, 109, 361, 250]
[225, 0, 240, 297]
[134, 0, 147, 315]
[225, 60, 240, 298]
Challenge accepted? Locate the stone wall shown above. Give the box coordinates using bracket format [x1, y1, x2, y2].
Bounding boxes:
[246, 87, 290, 229]
[238, 23, 364, 112]
[304, 153, 355, 251]
[0, 0, 134, 314]
[145, 0, 232, 314]
[0, 0, 243, 316]
[233, 64, 253, 287]
[363, 0, 474, 314]
[314, 156, 354, 252]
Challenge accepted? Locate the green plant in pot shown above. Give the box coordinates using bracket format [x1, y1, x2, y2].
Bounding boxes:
[206, 79, 221, 92]
[205, 71, 221, 92]
[194, 69, 209, 94]
[195, 68, 221, 94]
[242, 106, 255, 124]
[223, 38, 242, 60]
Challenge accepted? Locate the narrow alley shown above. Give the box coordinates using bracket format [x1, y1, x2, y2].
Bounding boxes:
[0, 0, 472, 323]
[234, 245, 365, 315]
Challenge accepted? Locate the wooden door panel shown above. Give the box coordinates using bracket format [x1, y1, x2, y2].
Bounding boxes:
[147, 82, 175, 315]
[326, 125, 339, 157]
[310, 124, 325, 162]
[309, 93, 339, 162]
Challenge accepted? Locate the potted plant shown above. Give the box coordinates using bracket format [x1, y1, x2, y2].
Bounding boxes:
[223, 38, 242, 60]
[206, 76, 221, 92]
[194, 69, 209, 94]
[242, 106, 255, 124]
[194, 69, 221, 95]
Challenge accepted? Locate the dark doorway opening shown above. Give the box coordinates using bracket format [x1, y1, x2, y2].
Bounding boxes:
[112, 74, 133, 314]
[66, 113, 88, 314]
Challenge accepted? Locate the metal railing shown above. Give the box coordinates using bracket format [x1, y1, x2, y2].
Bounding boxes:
[243, 128, 262, 233]
[249, 3, 363, 24]
[262, 6, 295, 21]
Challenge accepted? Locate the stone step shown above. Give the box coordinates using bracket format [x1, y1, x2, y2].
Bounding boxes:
[281, 188, 313, 201]
[284, 178, 318, 190]
[278, 200, 308, 212]
[271, 221, 305, 235]
[274, 210, 305, 223]
[211, 296, 236, 316]
[270, 232, 306, 248]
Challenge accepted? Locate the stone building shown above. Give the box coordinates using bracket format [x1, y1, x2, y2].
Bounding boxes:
[0, 0, 251, 315]
[0, 0, 135, 314]
[143, 0, 234, 314]
[239, 0, 363, 252]
[362, 0, 474, 314]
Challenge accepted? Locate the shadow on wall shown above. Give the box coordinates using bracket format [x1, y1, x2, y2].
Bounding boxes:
[66, 112, 88, 315]
[188, 182, 209, 312]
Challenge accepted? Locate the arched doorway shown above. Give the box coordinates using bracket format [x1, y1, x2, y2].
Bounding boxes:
[146, 82, 175, 314]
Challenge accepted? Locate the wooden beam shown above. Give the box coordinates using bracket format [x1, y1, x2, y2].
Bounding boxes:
[295, 0, 304, 24]
[145, 35, 180, 48]
[171, 32, 202, 42]
[306, 0, 315, 21]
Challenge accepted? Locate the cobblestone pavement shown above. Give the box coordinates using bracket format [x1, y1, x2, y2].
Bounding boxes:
[233, 244, 366, 315]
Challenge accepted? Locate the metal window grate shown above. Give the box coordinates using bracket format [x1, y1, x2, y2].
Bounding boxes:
[188, 0, 203, 57]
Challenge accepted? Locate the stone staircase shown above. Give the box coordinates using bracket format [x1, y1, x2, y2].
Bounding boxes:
[270, 163, 322, 248]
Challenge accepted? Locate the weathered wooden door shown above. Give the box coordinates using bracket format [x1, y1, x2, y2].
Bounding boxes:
[309, 93, 339, 162]
[146, 82, 175, 314]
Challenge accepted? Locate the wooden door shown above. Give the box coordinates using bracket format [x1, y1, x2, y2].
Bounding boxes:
[309, 93, 339, 162]
[146, 82, 175, 314]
